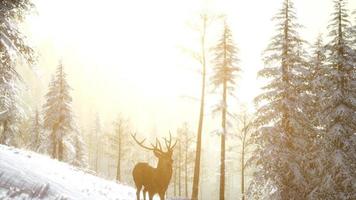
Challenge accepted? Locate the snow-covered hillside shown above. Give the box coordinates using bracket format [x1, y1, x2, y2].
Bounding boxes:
[0, 145, 136, 200]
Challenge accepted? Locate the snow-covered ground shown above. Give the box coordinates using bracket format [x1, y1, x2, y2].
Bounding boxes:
[0, 145, 137, 200]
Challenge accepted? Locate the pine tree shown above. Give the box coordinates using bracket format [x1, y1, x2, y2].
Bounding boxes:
[171, 123, 194, 198]
[211, 21, 240, 200]
[110, 114, 130, 182]
[91, 113, 102, 173]
[312, 1, 356, 199]
[68, 131, 88, 168]
[180, 123, 194, 198]
[248, 0, 312, 199]
[0, 0, 35, 145]
[306, 36, 327, 127]
[235, 110, 254, 200]
[43, 61, 76, 162]
[302, 36, 329, 199]
[27, 109, 42, 151]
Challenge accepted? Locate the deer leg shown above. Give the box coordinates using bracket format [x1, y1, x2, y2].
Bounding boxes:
[148, 191, 154, 200]
[159, 192, 165, 200]
[136, 185, 142, 200]
[143, 188, 147, 200]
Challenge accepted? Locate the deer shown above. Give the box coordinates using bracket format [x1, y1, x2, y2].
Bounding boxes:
[131, 132, 177, 200]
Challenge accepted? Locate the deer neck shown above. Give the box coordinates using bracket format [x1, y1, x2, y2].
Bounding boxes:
[154, 161, 172, 189]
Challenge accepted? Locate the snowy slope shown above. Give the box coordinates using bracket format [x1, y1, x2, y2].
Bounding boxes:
[0, 145, 136, 200]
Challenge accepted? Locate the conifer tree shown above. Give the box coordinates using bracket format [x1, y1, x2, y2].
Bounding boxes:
[211, 21, 240, 200]
[110, 114, 130, 182]
[27, 109, 42, 151]
[0, 0, 35, 145]
[236, 110, 254, 200]
[248, 0, 312, 199]
[312, 1, 356, 198]
[68, 131, 88, 168]
[303, 36, 329, 199]
[91, 114, 102, 172]
[306, 36, 327, 127]
[43, 62, 81, 164]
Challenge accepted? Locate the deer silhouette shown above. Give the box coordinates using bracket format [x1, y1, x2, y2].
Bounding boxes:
[132, 133, 177, 200]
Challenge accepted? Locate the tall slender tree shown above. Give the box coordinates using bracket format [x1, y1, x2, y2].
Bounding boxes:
[111, 114, 130, 182]
[0, 0, 35, 145]
[90, 113, 102, 172]
[211, 21, 240, 200]
[27, 109, 42, 151]
[302, 36, 329, 199]
[191, 13, 208, 200]
[68, 130, 88, 168]
[43, 62, 74, 161]
[312, 1, 356, 198]
[236, 110, 254, 200]
[248, 0, 312, 199]
[172, 122, 194, 198]
[305, 36, 327, 127]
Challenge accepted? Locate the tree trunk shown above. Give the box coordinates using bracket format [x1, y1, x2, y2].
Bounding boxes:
[178, 140, 182, 197]
[219, 22, 228, 200]
[241, 133, 245, 200]
[58, 139, 64, 161]
[0, 123, 4, 144]
[51, 132, 56, 159]
[116, 127, 122, 182]
[219, 80, 227, 200]
[174, 163, 177, 197]
[95, 132, 99, 173]
[51, 124, 58, 159]
[185, 139, 188, 197]
[282, 0, 291, 136]
[0, 121, 8, 144]
[191, 15, 207, 200]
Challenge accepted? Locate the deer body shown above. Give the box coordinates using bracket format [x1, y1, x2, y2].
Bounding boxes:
[133, 162, 172, 200]
[132, 133, 176, 200]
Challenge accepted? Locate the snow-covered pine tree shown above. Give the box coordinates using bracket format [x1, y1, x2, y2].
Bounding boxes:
[311, 1, 356, 199]
[89, 113, 102, 173]
[247, 0, 313, 199]
[67, 130, 88, 168]
[305, 36, 327, 128]
[41, 76, 56, 155]
[211, 21, 240, 200]
[0, 0, 35, 145]
[300, 36, 330, 199]
[27, 109, 42, 151]
[42, 61, 86, 166]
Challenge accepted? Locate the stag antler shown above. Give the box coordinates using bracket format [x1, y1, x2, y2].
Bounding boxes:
[132, 132, 177, 153]
[164, 131, 178, 151]
[131, 133, 159, 151]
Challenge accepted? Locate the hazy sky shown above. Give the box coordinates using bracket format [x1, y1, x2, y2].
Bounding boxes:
[23, 0, 355, 135]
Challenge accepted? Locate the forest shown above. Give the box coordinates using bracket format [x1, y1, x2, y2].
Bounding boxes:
[0, 0, 355, 200]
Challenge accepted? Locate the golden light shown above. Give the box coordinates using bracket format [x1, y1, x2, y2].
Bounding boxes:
[23, 0, 354, 134]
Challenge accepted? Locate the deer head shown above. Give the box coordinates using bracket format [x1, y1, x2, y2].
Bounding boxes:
[132, 132, 177, 169]
[131, 132, 177, 200]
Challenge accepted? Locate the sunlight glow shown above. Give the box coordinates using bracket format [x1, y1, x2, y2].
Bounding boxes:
[23, 0, 355, 134]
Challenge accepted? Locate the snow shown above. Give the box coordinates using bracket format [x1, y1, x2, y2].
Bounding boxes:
[0, 145, 137, 200]
[0, 31, 19, 61]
